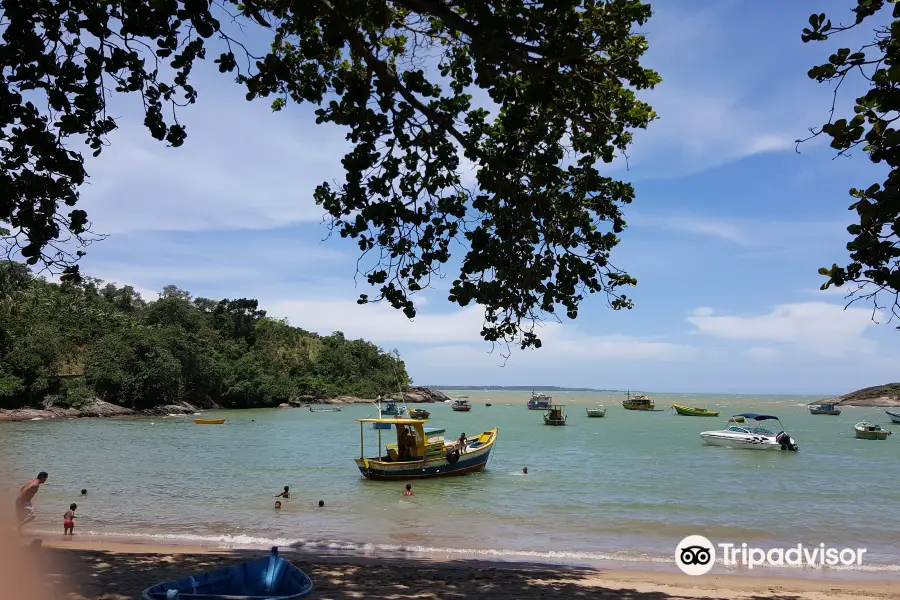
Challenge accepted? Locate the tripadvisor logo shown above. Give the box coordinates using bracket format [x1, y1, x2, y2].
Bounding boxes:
[675, 536, 868, 575]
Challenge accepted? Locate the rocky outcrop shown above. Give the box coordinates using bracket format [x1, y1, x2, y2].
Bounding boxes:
[139, 402, 199, 416]
[813, 383, 900, 407]
[0, 399, 135, 422]
[389, 387, 450, 403]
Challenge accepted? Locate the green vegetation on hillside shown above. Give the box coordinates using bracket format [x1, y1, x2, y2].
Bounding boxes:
[0, 261, 409, 410]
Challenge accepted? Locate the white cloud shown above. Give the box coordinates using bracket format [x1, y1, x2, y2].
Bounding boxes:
[745, 346, 781, 361]
[78, 72, 350, 235]
[687, 302, 880, 357]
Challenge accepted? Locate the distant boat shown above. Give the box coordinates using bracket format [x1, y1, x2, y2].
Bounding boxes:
[485, 403, 492, 407]
[194, 418, 226, 425]
[141, 546, 312, 600]
[809, 403, 841, 415]
[885, 410, 900, 424]
[526, 391, 553, 410]
[451, 399, 472, 412]
[543, 405, 567, 426]
[309, 406, 342, 412]
[585, 405, 606, 418]
[672, 403, 719, 417]
[855, 422, 892, 440]
[408, 408, 430, 419]
[622, 391, 655, 411]
[380, 400, 407, 417]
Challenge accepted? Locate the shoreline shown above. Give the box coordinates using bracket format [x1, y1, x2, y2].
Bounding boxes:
[38, 538, 900, 600]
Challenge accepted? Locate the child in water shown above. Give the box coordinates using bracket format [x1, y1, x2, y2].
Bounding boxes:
[274, 501, 282, 510]
[274, 486, 290, 499]
[403, 484, 414, 497]
[63, 503, 77, 535]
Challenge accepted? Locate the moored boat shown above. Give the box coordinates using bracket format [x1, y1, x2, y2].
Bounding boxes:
[354, 417, 498, 480]
[408, 408, 431, 419]
[141, 546, 313, 600]
[672, 403, 719, 417]
[885, 410, 900, 424]
[855, 422, 892, 440]
[526, 391, 553, 410]
[543, 404, 567, 425]
[809, 403, 841, 415]
[309, 406, 342, 412]
[585, 405, 606, 417]
[451, 399, 472, 411]
[622, 391, 655, 411]
[194, 418, 226, 425]
[700, 414, 798, 451]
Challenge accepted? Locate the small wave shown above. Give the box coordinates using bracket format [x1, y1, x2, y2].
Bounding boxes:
[29, 529, 900, 573]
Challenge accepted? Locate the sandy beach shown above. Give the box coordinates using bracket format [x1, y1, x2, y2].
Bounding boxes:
[27, 539, 899, 600]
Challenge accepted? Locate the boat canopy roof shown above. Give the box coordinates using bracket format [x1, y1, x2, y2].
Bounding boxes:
[732, 413, 780, 421]
[356, 418, 427, 424]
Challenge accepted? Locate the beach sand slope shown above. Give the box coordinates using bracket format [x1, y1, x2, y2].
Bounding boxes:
[39, 543, 898, 600]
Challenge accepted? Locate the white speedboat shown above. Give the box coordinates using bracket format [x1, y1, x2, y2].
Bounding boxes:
[700, 413, 798, 451]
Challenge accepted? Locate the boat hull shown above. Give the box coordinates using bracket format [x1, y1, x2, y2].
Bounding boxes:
[885, 410, 900, 424]
[194, 419, 225, 425]
[855, 428, 891, 440]
[142, 548, 312, 600]
[586, 410, 606, 418]
[673, 403, 719, 417]
[622, 404, 655, 411]
[543, 418, 566, 425]
[451, 406, 471, 412]
[408, 409, 430, 419]
[809, 409, 841, 415]
[700, 432, 792, 450]
[355, 429, 497, 480]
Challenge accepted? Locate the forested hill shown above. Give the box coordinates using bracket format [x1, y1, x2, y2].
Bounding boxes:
[0, 261, 409, 411]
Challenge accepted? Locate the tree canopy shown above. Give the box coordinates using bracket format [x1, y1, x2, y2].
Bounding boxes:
[0, 260, 409, 410]
[0, 0, 660, 348]
[801, 0, 900, 323]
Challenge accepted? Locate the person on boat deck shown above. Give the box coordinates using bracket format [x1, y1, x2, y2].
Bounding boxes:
[403, 484, 414, 497]
[403, 430, 417, 458]
[274, 486, 290, 499]
[456, 432, 468, 453]
[274, 501, 282, 509]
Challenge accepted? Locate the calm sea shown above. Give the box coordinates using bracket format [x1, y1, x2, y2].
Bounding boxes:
[3, 391, 899, 575]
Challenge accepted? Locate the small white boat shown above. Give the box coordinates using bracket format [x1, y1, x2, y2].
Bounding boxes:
[700, 413, 798, 451]
[585, 405, 606, 417]
[886, 410, 900, 424]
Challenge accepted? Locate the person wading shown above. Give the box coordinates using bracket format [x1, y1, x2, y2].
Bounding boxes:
[16, 472, 48, 533]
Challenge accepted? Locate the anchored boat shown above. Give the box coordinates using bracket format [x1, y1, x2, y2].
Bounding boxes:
[451, 399, 472, 411]
[700, 414, 798, 451]
[543, 404, 567, 425]
[622, 391, 655, 411]
[809, 403, 841, 415]
[141, 546, 312, 600]
[526, 391, 553, 410]
[885, 410, 900, 424]
[585, 405, 606, 418]
[354, 417, 498, 480]
[309, 406, 342, 412]
[672, 403, 719, 417]
[855, 422, 892, 440]
[194, 418, 226, 425]
[408, 408, 431, 419]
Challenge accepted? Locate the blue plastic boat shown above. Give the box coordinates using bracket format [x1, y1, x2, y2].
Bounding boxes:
[141, 547, 313, 600]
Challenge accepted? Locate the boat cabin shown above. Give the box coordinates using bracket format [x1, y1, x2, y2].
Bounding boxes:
[357, 418, 448, 462]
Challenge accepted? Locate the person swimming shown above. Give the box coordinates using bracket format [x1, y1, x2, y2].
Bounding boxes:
[274, 486, 290, 499]
[80, 489, 87, 496]
[318, 500, 324, 507]
[274, 501, 282, 509]
[63, 503, 76, 535]
[522, 467, 528, 475]
[403, 484, 414, 497]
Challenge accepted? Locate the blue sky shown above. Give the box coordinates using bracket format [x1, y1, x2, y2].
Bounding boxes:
[70, 1, 898, 395]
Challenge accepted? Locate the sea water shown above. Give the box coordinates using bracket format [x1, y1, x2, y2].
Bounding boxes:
[2, 391, 899, 574]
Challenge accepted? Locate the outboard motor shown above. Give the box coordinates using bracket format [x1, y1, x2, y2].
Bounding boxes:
[775, 431, 798, 451]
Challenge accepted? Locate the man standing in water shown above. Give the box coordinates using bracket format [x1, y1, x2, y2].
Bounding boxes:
[16, 472, 47, 533]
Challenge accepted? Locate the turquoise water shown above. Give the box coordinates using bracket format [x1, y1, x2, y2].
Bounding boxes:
[2, 391, 899, 573]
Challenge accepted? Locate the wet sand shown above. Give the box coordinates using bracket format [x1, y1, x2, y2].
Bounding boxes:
[36, 539, 900, 600]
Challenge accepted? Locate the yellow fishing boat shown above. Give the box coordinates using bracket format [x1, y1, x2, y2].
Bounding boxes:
[622, 391, 655, 411]
[194, 418, 226, 425]
[672, 403, 719, 417]
[354, 418, 498, 480]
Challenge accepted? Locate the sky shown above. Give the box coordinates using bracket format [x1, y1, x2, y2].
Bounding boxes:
[66, 0, 898, 395]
